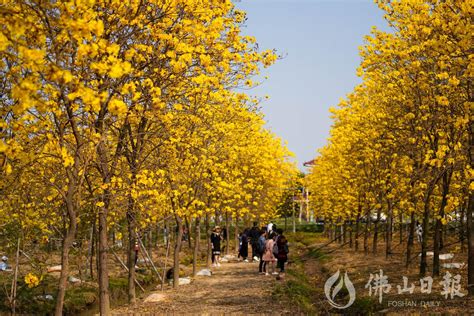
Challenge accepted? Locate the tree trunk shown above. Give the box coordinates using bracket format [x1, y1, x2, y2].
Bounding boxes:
[461, 202, 466, 253]
[193, 217, 200, 277]
[112, 229, 116, 247]
[225, 213, 230, 255]
[164, 220, 169, 248]
[355, 205, 361, 251]
[349, 222, 353, 248]
[364, 216, 369, 255]
[11, 239, 20, 314]
[234, 215, 239, 252]
[336, 225, 340, 243]
[205, 213, 211, 268]
[468, 117, 474, 294]
[95, 225, 99, 282]
[354, 218, 359, 251]
[215, 211, 221, 227]
[434, 171, 449, 276]
[95, 133, 116, 315]
[185, 217, 192, 249]
[98, 206, 111, 315]
[299, 201, 303, 223]
[126, 198, 137, 304]
[159, 224, 163, 248]
[386, 201, 393, 259]
[173, 215, 183, 288]
[399, 213, 403, 244]
[468, 193, 474, 295]
[243, 214, 250, 229]
[89, 221, 96, 280]
[54, 205, 77, 316]
[441, 222, 446, 250]
[292, 201, 296, 233]
[406, 212, 415, 268]
[149, 229, 153, 258]
[420, 200, 430, 276]
[342, 222, 347, 244]
[340, 225, 344, 244]
[373, 209, 381, 255]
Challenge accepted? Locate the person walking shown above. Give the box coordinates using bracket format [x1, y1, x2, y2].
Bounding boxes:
[249, 222, 260, 262]
[239, 229, 249, 262]
[275, 229, 289, 274]
[263, 232, 277, 275]
[211, 226, 223, 267]
[415, 221, 423, 243]
[257, 230, 267, 274]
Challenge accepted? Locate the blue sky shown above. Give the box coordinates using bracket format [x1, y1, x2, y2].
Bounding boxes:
[236, 0, 390, 169]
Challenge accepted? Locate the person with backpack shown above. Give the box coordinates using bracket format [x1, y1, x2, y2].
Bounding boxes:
[275, 228, 289, 274]
[257, 230, 267, 274]
[263, 232, 277, 275]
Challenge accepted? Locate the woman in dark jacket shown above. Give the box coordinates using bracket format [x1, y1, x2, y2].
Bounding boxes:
[276, 230, 289, 273]
[211, 226, 223, 267]
[239, 229, 249, 262]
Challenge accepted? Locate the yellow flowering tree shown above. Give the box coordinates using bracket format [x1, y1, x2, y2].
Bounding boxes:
[307, 0, 473, 291]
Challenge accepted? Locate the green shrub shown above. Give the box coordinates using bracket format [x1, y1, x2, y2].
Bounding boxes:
[109, 277, 128, 302]
[64, 286, 97, 315]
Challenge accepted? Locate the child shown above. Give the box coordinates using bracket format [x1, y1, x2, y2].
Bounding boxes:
[211, 226, 222, 267]
[262, 232, 277, 275]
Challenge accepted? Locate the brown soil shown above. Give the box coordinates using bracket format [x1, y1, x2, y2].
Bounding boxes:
[112, 261, 291, 315]
[311, 234, 474, 314]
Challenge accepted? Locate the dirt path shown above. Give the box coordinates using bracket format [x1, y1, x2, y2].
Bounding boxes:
[112, 261, 290, 315]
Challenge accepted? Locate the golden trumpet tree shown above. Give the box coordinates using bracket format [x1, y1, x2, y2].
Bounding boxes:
[1, 0, 294, 313]
[307, 0, 472, 290]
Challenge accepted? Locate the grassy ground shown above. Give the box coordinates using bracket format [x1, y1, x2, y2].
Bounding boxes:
[275, 228, 473, 315]
[3, 222, 470, 315]
[271, 232, 325, 313]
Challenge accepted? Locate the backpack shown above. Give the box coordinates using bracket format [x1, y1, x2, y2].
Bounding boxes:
[258, 236, 265, 253]
[272, 237, 279, 257]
